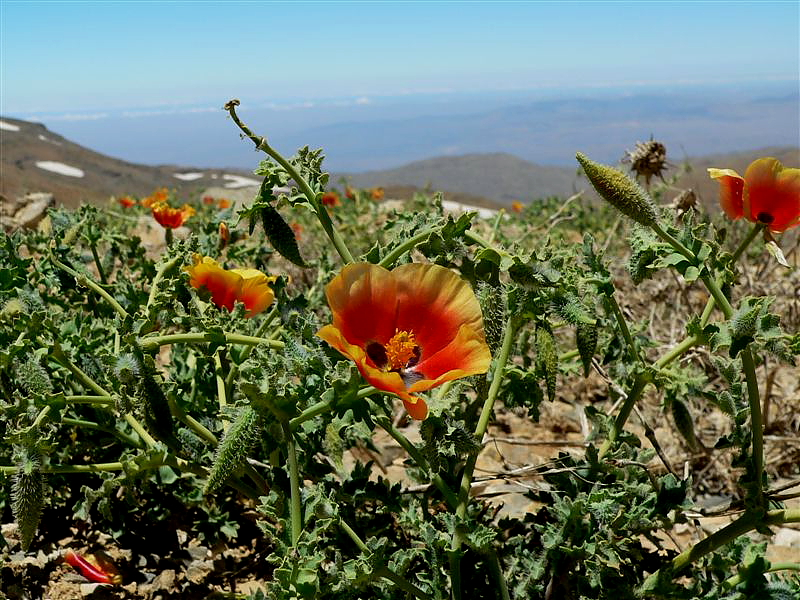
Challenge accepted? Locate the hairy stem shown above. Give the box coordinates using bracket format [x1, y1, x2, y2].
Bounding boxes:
[139, 331, 285, 351]
[282, 420, 302, 545]
[379, 225, 443, 268]
[450, 315, 517, 599]
[51, 255, 128, 319]
[225, 99, 354, 264]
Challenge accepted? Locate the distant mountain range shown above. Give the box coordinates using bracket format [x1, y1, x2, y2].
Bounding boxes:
[2, 115, 797, 212]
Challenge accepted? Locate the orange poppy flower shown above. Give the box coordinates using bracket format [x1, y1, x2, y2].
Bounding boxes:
[321, 191, 340, 207]
[370, 187, 385, 201]
[317, 263, 492, 420]
[511, 201, 524, 213]
[184, 255, 276, 317]
[117, 196, 136, 208]
[203, 195, 215, 205]
[217, 198, 231, 209]
[345, 186, 356, 200]
[151, 201, 195, 229]
[708, 157, 800, 233]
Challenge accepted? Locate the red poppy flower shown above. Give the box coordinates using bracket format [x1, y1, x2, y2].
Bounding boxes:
[117, 196, 136, 208]
[317, 263, 492, 420]
[322, 191, 340, 207]
[708, 157, 800, 233]
[203, 195, 215, 205]
[151, 201, 195, 229]
[184, 255, 276, 317]
[345, 186, 356, 200]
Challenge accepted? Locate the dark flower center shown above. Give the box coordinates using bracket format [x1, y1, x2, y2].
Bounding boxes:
[756, 212, 774, 224]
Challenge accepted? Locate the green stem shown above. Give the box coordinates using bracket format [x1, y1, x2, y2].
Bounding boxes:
[732, 223, 765, 262]
[700, 272, 734, 319]
[373, 413, 459, 510]
[89, 244, 107, 284]
[741, 347, 765, 507]
[61, 417, 142, 447]
[598, 373, 651, 458]
[464, 229, 494, 249]
[379, 226, 443, 268]
[282, 420, 302, 545]
[487, 547, 511, 600]
[641, 508, 800, 589]
[64, 395, 114, 405]
[650, 222, 695, 262]
[338, 519, 432, 600]
[724, 562, 800, 589]
[50, 255, 129, 319]
[224, 307, 281, 393]
[450, 316, 517, 599]
[138, 331, 285, 351]
[488, 209, 505, 244]
[604, 293, 642, 365]
[375, 567, 432, 600]
[225, 100, 354, 264]
[653, 334, 701, 370]
[146, 255, 182, 312]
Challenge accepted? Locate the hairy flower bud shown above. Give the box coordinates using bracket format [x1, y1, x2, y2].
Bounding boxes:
[576, 153, 658, 227]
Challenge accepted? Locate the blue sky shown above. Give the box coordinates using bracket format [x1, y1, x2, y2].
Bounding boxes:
[2, 1, 798, 115]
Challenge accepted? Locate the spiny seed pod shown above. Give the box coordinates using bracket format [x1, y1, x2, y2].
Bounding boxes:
[204, 406, 262, 495]
[623, 138, 668, 186]
[575, 322, 598, 378]
[576, 153, 658, 227]
[670, 399, 698, 452]
[12, 452, 46, 551]
[16, 358, 52, 397]
[477, 282, 505, 354]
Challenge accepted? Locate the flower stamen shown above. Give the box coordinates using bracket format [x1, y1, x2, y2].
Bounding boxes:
[385, 329, 419, 371]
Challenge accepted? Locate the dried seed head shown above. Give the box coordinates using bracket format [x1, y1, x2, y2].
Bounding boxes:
[623, 138, 668, 186]
[576, 153, 659, 227]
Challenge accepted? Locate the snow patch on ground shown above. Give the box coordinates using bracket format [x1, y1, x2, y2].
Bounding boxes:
[173, 172, 204, 181]
[0, 120, 20, 131]
[35, 161, 85, 178]
[223, 174, 261, 189]
[38, 134, 62, 145]
[441, 200, 497, 219]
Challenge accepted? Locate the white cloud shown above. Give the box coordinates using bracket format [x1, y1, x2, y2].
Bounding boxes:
[36, 161, 84, 177]
[355, 96, 371, 105]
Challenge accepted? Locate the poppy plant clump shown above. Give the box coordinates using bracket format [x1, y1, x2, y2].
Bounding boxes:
[184, 255, 277, 317]
[317, 262, 492, 420]
[708, 157, 800, 233]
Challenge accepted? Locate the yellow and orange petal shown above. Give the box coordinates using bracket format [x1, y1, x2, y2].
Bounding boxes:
[152, 202, 195, 229]
[709, 158, 800, 233]
[142, 187, 169, 208]
[184, 256, 276, 317]
[317, 262, 492, 420]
